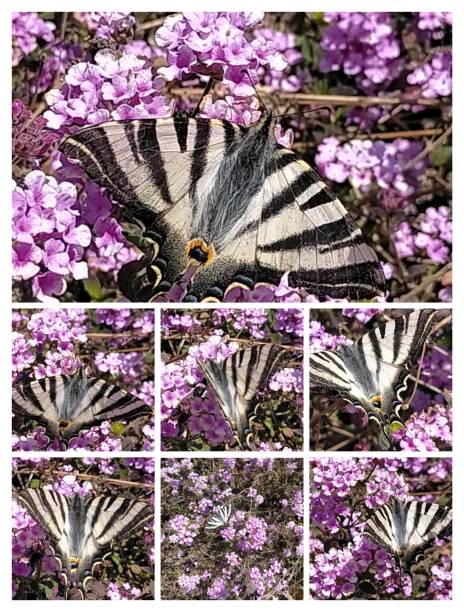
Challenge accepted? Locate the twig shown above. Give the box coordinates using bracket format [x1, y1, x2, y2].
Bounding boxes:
[170, 87, 446, 108]
[397, 262, 452, 301]
[136, 15, 177, 31]
[405, 125, 453, 170]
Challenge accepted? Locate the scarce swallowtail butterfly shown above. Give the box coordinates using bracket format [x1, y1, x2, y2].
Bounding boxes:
[309, 310, 438, 450]
[205, 504, 232, 531]
[12, 370, 151, 448]
[197, 343, 284, 448]
[364, 498, 452, 571]
[14, 488, 153, 599]
[60, 113, 385, 302]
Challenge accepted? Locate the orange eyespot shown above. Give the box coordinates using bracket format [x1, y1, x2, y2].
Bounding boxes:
[370, 395, 382, 408]
[186, 238, 216, 267]
[59, 420, 70, 429]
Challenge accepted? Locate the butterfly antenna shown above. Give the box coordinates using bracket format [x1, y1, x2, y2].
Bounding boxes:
[191, 76, 215, 117]
[272, 105, 333, 121]
[243, 69, 268, 113]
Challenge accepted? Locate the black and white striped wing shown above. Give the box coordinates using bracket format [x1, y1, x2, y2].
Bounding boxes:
[364, 499, 452, 567]
[14, 489, 73, 581]
[198, 344, 283, 445]
[205, 504, 232, 530]
[356, 310, 437, 368]
[309, 350, 352, 393]
[12, 373, 151, 439]
[60, 116, 385, 302]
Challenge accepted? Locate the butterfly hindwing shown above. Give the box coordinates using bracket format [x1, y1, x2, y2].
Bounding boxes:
[60, 115, 385, 301]
[198, 344, 283, 446]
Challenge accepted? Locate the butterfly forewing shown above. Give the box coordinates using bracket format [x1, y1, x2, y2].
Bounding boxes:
[205, 504, 232, 530]
[198, 344, 283, 446]
[60, 115, 385, 301]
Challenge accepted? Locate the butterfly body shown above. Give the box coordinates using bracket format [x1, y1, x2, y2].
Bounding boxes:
[61, 115, 385, 301]
[310, 310, 438, 449]
[14, 488, 153, 598]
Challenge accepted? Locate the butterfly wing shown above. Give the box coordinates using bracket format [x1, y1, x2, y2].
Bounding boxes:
[198, 344, 283, 446]
[13, 376, 69, 436]
[309, 349, 352, 394]
[75, 495, 153, 589]
[60, 116, 385, 301]
[14, 489, 73, 582]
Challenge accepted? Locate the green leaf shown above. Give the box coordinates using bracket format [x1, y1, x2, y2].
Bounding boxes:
[30, 479, 41, 489]
[83, 276, 103, 301]
[430, 145, 452, 168]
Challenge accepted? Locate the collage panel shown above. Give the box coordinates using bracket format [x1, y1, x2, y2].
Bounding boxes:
[309, 457, 452, 600]
[160, 308, 303, 451]
[12, 457, 155, 600]
[161, 457, 303, 600]
[12, 308, 155, 451]
[309, 308, 452, 451]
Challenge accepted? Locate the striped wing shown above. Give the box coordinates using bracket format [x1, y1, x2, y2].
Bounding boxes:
[60, 116, 385, 302]
[12, 372, 150, 440]
[14, 489, 152, 595]
[198, 344, 283, 446]
[309, 350, 352, 393]
[205, 504, 232, 530]
[364, 499, 452, 568]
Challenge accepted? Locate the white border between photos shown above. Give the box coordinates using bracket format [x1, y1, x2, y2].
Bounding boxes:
[1, 0, 461, 611]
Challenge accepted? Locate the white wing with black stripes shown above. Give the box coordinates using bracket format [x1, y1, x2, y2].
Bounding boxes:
[14, 488, 153, 598]
[364, 498, 452, 569]
[197, 344, 283, 447]
[60, 115, 385, 302]
[12, 370, 151, 443]
[205, 504, 232, 531]
[309, 310, 438, 448]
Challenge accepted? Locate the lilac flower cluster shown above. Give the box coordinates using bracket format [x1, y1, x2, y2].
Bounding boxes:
[155, 12, 286, 125]
[74, 12, 136, 39]
[315, 137, 428, 209]
[407, 51, 452, 99]
[161, 309, 303, 450]
[320, 13, 402, 92]
[393, 206, 452, 265]
[45, 48, 172, 131]
[12, 458, 154, 600]
[310, 458, 452, 600]
[12, 308, 154, 451]
[161, 458, 303, 600]
[12, 12, 55, 66]
[415, 13, 452, 40]
[12, 99, 59, 166]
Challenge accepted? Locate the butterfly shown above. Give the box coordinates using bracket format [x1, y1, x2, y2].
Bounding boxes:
[364, 498, 452, 571]
[205, 504, 232, 531]
[60, 114, 385, 302]
[12, 370, 151, 449]
[197, 343, 284, 448]
[309, 309, 438, 449]
[14, 487, 153, 599]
